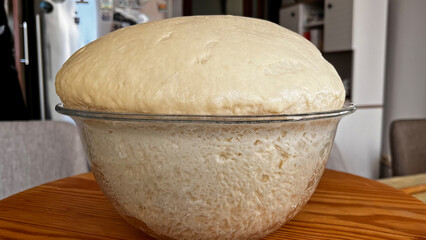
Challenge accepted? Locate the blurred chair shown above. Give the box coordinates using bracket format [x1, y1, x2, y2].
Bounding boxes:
[0, 121, 88, 199]
[390, 119, 426, 176]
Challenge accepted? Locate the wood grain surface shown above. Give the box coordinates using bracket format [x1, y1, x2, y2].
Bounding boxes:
[0, 169, 425, 240]
[379, 173, 426, 203]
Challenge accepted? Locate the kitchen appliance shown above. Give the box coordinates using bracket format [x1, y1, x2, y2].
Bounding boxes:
[37, 0, 111, 121]
[12, 0, 171, 121]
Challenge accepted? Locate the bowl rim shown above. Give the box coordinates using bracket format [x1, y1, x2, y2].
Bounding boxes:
[55, 103, 356, 124]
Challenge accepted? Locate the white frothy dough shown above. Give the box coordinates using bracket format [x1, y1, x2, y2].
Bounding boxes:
[56, 16, 345, 115]
[80, 118, 338, 240]
[57, 15, 347, 240]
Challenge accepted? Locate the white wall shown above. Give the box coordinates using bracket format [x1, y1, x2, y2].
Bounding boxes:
[335, 108, 383, 178]
[381, 0, 426, 174]
[332, 0, 387, 179]
[352, 0, 388, 106]
[172, 0, 183, 17]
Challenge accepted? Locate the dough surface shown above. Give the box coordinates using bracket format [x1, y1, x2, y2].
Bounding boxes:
[56, 15, 345, 114]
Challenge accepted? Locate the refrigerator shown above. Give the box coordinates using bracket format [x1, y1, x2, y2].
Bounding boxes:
[37, 0, 114, 121]
[13, 0, 170, 121]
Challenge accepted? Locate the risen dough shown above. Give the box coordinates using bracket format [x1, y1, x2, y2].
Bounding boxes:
[56, 15, 345, 114]
[56, 15, 347, 240]
[83, 119, 337, 240]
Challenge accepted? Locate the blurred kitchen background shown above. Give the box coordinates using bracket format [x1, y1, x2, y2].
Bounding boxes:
[1, 0, 425, 181]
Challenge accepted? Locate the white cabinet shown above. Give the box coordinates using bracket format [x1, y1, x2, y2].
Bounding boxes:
[279, 4, 308, 35]
[279, 0, 388, 179]
[333, 0, 387, 179]
[324, 0, 353, 52]
[351, 0, 388, 106]
[326, 0, 387, 106]
[334, 108, 383, 179]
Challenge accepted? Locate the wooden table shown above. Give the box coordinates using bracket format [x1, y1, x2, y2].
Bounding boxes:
[379, 173, 426, 203]
[1, 169, 425, 240]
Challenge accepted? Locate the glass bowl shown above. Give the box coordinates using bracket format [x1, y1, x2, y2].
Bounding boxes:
[57, 103, 355, 240]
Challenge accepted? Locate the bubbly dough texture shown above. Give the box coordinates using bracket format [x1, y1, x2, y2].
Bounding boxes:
[82, 119, 338, 240]
[56, 15, 345, 115]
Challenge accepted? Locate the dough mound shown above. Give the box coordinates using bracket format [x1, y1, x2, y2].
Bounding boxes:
[56, 15, 345, 115]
